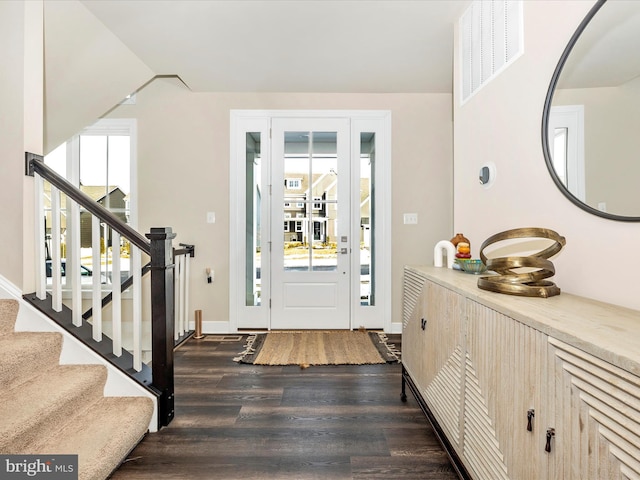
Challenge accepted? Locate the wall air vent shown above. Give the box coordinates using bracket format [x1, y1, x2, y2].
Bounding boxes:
[460, 0, 523, 104]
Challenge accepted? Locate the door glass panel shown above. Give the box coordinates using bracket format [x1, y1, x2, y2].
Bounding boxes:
[283, 131, 339, 272]
[245, 132, 261, 306]
[310, 132, 338, 271]
[360, 132, 375, 306]
[284, 132, 310, 272]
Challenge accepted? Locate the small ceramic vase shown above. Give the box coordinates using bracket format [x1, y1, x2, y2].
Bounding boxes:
[450, 233, 470, 248]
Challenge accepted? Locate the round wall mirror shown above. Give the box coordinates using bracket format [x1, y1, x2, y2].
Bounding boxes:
[542, 0, 640, 221]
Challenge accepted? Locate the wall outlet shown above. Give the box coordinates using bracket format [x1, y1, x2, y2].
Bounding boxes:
[206, 212, 216, 224]
[403, 213, 418, 225]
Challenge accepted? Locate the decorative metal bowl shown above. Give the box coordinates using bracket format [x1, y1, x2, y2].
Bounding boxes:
[455, 258, 487, 274]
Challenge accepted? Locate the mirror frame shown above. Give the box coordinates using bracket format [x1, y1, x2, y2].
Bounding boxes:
[541, 0, 640, 222]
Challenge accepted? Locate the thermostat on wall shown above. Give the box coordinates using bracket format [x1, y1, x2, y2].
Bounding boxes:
[479, 162, 496, 188]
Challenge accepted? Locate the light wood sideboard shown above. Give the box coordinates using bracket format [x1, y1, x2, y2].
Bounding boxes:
[401, 265, 640, 480]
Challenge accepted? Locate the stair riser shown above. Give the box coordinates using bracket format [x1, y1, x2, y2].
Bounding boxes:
[0, 299, 19, 335]
[0, 333, 63, 392]
[30, 397, 154, 480]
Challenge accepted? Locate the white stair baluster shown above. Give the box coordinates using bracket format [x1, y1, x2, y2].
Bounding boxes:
[51, 184, 62, 312]
[70, 199, 81, 327]
[179, 254, 186, 337]
[132, 247, 142, 372]
[34, 172, 46, 300]
[174, 256, 180, 340]
[92, 215, 102, 341]
[112, 230, 122, 357]
[184, 253, 190, 335]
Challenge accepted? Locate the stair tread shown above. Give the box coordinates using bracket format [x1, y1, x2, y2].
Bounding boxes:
[29, 396, 154, 480]
[0, 364, 108, 452]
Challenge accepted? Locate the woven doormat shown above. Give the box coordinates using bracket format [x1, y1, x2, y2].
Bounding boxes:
[234, 330, 400, 366]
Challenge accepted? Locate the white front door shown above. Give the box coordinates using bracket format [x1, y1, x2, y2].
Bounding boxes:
[270, 117, 351, 329]
[230, 110, 391, 334]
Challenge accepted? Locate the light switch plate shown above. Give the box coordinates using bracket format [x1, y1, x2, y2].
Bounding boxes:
[207, 212, 216, 224]
[403, 213, 418, 225]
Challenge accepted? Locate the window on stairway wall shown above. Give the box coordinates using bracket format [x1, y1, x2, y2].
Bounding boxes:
[44, 119, 137, 290]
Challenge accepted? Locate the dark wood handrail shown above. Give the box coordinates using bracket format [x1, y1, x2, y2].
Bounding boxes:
[175, 243, 195, 258]
[27, 154, 151, 255]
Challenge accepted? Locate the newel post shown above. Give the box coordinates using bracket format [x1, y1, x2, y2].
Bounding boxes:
[146, 227, 177, 428]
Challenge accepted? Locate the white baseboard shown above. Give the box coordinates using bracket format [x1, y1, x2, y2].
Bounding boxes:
[189, 319, 403, 334]
[390, 322, 403, 334]
[0, 273, 23, 299]
[189, 320, 232, 334]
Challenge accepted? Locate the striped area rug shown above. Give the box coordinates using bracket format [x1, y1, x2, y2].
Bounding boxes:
[234, 330, 400, 366]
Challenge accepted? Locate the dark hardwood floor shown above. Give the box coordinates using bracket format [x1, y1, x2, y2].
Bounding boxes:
[110, 334, 457, 480]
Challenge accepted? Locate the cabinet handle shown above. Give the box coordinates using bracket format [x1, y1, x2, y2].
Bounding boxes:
[527, 409, 535, 432]
[421, 318, 427, 330]
[545, 428, 555, 453]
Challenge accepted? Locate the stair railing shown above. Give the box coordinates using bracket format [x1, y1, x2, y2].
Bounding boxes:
[25, 152, 190, 428]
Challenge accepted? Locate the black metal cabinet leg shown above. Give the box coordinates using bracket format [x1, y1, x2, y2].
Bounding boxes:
[401, 366, 408, 402]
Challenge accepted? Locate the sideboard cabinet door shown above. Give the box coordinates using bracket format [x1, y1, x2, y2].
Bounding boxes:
[421, 281, 466, 452]
[402, 270, 465, 453]
[547, 337, 640, 480]
[463, 300, 549, 480]
[402, 269, 428, 392]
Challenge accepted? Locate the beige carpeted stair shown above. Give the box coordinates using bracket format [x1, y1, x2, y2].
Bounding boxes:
[0, 299, 154, 480]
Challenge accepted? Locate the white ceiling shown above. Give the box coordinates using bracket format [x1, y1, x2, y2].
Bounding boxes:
[81, 0, 469, 94]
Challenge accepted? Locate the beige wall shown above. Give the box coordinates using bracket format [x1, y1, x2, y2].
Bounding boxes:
[109, 78, 453, 327]
[0, 0, 41, 291]
[0, 1, 26, 288]
[454, 0, 640, 310]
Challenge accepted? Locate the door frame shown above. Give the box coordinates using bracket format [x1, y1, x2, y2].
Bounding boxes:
[229, 110, 392, 332]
